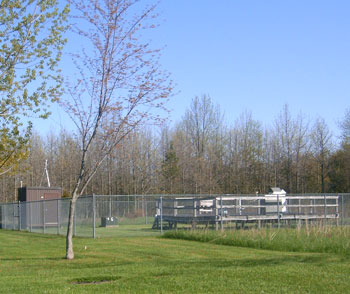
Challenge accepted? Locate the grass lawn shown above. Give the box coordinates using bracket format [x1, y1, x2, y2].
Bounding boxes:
[96, 224, 161, 238]
[1, 230, 350, 294]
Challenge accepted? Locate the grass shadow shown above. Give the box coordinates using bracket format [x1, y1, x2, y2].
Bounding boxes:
[154, 252, 334, 270]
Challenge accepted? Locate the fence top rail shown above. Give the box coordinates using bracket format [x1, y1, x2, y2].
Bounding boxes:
[0, 193, 349, 206]
[221, 196, 339, 200]
[164, 196, 340, 201]
[161, 195, 340, 202]
[92, 193, 350, 198]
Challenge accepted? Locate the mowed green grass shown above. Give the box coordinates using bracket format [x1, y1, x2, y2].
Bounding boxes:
[1, 230, 350, 294]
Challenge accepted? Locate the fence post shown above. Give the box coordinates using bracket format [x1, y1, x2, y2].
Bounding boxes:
[160, 196, 163, 234]
[215, 198, 218, 231]
[174, 199, 178, 217]
[258, 198, 261, 228]
[12, 203, 15, 230]
[341, 194, 344, 226]
[109, 196, 112, 218]
[336, 195, 339, 226]
[324, 194, 327, 225]
[18, 201, 21, 231]
[220, 196, 223, 232]
[310, 199, 313, 215]
[92, 194, 96, 239]
[43, 201, 46, 234]
[57, 199, 60, 235]
[277, 194, 280, 229]
[145, 200, 148, 225]
[239, 198, 242, 216]
[3, 205, 6, 229]
[29, 202, 32, 232]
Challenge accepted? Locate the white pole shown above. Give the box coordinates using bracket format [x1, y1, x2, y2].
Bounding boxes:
[45, 159, 51, 187]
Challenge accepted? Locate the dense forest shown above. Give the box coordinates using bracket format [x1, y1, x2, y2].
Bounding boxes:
[1, 95, 350, 202]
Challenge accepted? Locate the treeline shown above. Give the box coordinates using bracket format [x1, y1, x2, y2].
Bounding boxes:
[1, 96, 350, 202]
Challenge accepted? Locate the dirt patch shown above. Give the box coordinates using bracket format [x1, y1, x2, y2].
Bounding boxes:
[72, 276, 121, 285]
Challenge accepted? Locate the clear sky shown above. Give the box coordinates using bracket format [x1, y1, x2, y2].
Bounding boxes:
[36, 0, 350, 139]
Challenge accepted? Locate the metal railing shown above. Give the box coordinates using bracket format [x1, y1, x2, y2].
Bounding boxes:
[155, 194, 350, 231]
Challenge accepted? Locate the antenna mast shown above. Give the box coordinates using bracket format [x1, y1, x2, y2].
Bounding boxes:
[45, 159, 51, 187]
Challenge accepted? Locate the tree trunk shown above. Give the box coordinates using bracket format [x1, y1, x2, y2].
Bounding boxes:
[66, 196, 77, 260]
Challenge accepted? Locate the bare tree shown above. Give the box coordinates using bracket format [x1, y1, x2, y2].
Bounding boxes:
[339, 108, 350, 145]
[231, 111, 264, 193]
[293, 113, 309, 193]
[182, 95, 223, 157]
[179, 95, 224, 193]
[310, 117, 332, 192]
[62, 0, 172, 259]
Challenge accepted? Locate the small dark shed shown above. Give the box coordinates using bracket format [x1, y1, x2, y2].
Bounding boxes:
[18, 186, 62, 202]
[18, 187, 62, 229]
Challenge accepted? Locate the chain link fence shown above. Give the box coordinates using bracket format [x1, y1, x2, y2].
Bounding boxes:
[0, 195, 159, 238]
[0, 194, 350, 237]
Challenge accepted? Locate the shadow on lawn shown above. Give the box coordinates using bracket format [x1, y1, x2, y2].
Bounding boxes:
[157, 254, 334, 269]
[205, 255, 328, 268]
[0, 256, 134, 270]
[0, 254, 330, 267]
[0, 257, 65, 261]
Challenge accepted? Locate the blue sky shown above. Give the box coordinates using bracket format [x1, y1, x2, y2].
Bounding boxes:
[36, 0, 350, 138]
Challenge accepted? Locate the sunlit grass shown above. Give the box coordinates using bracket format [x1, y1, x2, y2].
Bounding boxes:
[1, 229, 350, 293]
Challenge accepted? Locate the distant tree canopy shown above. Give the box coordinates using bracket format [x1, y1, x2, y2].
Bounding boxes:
[2, 98, 350, 202]
[161, 142, 179, 193]
[0, 0, 68, 175]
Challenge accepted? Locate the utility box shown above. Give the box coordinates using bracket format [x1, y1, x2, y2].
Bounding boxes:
[18, 187, 62, 228]
[18, 187, 62, 202]
[261, 187, 287, 214]
[101, 216, 118, 227]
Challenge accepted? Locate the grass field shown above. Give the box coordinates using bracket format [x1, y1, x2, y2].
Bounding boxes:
[163, 226, 350, 256]
[1, 229, 350, 294]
